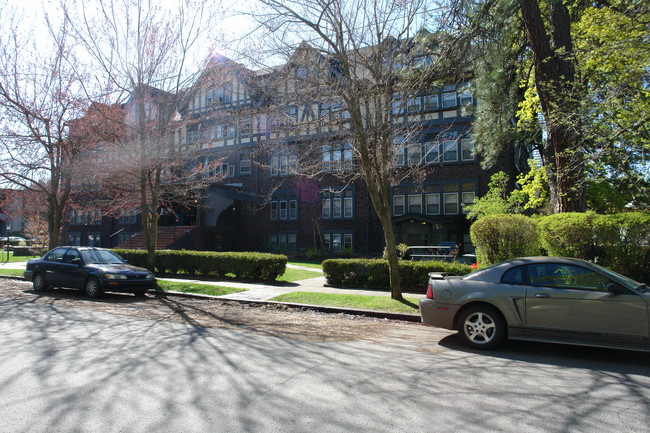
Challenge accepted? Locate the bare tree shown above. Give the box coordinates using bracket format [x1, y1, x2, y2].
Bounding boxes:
[247, 0, 471, 299]
[64, 0, 222, 268]
[0, 6, 87, 249]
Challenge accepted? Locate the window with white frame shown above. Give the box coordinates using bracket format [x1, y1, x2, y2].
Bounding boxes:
[393, 194, 405, 216]
[444, 193, 459, 214]
[271, 195, 298, 221]
[458, 83, 473, 106]
[407, 97, 422, 113]
[322, 189, 354, 220]
[461, 138, 475, 161]
[408, 194, 422, 213]
[393, 136, 406, 166]
[87, 233, 101, 247]
[322, 143, 353, 171]
[442, 89, 457, 108]
[239, 153, 251, 174]
[240, 118, 252, 136]
[269, 233, 298, 251]
[408, 142, 421, 165]
[391, 97, 404, 115]
[425, 193, 440, 215]
[424, 141, 440, 164]
[442, 140, 458, 162]
[271, 152, 297, 176]
[424, 93, 439, 110]
[321, 232, 353, 253]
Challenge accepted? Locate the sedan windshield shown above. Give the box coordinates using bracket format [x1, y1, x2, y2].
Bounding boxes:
[80, 249, 125, 265]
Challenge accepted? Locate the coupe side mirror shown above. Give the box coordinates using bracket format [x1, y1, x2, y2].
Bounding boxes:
[607, 282, 627, 295]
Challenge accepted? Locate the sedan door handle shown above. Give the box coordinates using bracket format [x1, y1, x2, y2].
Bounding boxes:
[535, 293, 550, 298]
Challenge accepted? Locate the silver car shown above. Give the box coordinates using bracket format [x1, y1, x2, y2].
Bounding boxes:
[419, 257, 649, 352]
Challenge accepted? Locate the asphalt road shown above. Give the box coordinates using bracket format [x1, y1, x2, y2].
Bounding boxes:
[1, 293, 649, 433]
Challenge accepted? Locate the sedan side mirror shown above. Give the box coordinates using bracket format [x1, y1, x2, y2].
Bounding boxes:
[607, 282, 628, 295]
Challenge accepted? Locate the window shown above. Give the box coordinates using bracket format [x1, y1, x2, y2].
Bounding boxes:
[289, 200, 297, 219]
[240, 118, 252, 136]
[271, 153, 297, 176]
[408, 142, 421, 165]
[424, 141, 439, 164]
[322, 189, 354, 220]
[269, 233, 298, 252]
[279, 156, 288, 175]
[462, 192, 476, 213]
[412, 55, 432, 69]
[271, 156, 279, 176]
[322, 143, 353, 171]
[425, 193, 440, 215]
[442, 90, 456, 108]
[393, 195, 405, 216]
[270, 201, 278, 219]
[461, 139, 475, 161]
[391, 97, 404, 115]
[67, 233, 81, 246]
[502, 266, 525, 285]
[393, 136, 405, 166]
[271, 197, 298, 221]
[458, 83, 473, 106]
[87, 233, 101, 247]
[528, 264, 611, 291]
[407, 97, 421, 113]
[279, 201, 287, 219]
[408, 194, 422, 214]
[322, 232, 354, 253]
[424, 94, 439, 110]
[287, 106, 298, 124]
[239, 153, 251, 175]
[442, 140, 458, 162]
[444, 193, 459, 214]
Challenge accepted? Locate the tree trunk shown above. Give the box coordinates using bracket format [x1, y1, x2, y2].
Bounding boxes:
[519, 0, 586, 213]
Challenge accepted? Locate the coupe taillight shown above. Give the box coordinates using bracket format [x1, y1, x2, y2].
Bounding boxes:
[426, 284, 434, 299]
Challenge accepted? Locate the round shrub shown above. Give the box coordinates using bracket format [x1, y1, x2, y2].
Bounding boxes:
[537, 212, 597, 259]
[470, 214, 540, 265]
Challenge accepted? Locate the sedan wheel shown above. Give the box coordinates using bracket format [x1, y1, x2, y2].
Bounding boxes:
[458, 305, 506, 350]
[85, 277, 101, 299]
[33, 273, 48, 292]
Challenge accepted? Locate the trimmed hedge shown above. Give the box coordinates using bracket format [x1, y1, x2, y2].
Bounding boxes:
[322, 258, 473, 290]
[470, 214, 541, 265]
[113, 249, 287, 282]
[538, 212, 650, 283]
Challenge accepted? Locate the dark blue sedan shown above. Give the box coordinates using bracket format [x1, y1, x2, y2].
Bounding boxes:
[24, 247, 156, 298]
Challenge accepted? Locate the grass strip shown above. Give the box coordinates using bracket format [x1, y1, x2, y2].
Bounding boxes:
[276, 267, 322, 282]
[156, 280, 245, 297]
[0, 269, 25, 277]
[269, 292, 420, 314]
[287, 260, 323, 270]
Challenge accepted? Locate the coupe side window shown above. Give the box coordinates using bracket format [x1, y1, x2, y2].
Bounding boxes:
[45, 248, 65, 262]
[528, 264, 610, 291]
[501, 267, 525, 284]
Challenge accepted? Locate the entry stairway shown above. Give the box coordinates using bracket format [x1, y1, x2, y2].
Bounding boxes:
[116, 226, 194, 250]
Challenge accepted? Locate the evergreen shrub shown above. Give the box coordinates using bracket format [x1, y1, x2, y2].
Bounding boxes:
[322, 258, 472, 291]
[470, 214, 540, 264]
[113, 249, 287, 282]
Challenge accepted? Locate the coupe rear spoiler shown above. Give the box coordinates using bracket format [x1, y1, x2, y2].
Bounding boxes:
[428, 272, 463, 280]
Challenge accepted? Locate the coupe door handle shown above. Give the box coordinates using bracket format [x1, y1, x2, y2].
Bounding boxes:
[535, 293, 550, 298]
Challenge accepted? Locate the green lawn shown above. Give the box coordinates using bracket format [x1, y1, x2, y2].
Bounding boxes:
[0, 269, 25, 277]
[0, 253, 39, 262]
[156, 280, 245, 296]
[287, 260, 323, 270]
[276, 267, 323, 282]
[269, 292, 420, 314]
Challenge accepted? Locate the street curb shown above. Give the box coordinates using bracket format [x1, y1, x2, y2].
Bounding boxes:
[156, 289, 423, 323]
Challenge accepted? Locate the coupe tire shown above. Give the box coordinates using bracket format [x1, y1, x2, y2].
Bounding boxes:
[85, 277, 101, 299]
[457, 305, 506, 350]
[33, 273, 48, 292]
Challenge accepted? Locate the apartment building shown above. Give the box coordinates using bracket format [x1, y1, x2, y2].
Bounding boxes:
[63, 41, 517, 256]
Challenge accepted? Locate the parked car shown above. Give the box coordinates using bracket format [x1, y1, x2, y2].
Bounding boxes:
[24, 247, 156, 298]
[420, 257, 649, 352]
